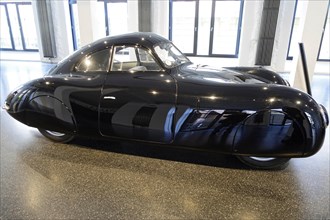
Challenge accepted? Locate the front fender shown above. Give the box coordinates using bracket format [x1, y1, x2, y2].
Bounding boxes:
[26, 95, 77, 134]
[5, 83, 77, 134]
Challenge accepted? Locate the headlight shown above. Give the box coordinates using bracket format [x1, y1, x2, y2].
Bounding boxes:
[2, 102, 10, 110]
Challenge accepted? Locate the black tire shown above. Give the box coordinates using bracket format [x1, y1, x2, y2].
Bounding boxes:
[236, 156, 290, 170]
[38, 128, 74, 143]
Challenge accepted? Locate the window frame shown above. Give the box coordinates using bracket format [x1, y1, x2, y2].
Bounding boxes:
[0, 3, 14, 50]
[169, 0, 199, 56]
[287, 0, 330, 62]
[0, 1, 38, 52]
[68, 0, 78, 51]
[317, 2, 330, 62]
[286, 0, 298, 60]
[169, 0, 244, 58]
[98, 0, 128, 36]
[209, 0, 244, 58]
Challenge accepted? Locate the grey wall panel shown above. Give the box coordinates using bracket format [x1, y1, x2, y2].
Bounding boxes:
[255, 0, 281, 66]
[36, 0, 56, 58]
[138, 0, 151, 32]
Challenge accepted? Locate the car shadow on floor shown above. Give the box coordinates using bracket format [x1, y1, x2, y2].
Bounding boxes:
[70, 137, 253, 170]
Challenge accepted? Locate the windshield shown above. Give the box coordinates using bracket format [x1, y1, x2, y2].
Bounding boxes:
[154, 42, 190, 68]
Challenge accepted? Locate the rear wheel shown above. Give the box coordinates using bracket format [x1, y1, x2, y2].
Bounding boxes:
[38, 128, 74, 143]
[236, 156, 290, 170]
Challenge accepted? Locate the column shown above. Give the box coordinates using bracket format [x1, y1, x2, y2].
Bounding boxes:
[76, 0, 94, 47]
[270, 0, 296, 72]
[238, 0, 264, 66]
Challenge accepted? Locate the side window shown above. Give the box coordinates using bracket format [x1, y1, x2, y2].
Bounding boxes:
[75, 49, 111, 72]
[111, 46, 162, 72]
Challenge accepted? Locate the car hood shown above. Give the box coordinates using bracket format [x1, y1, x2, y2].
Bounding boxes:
[173, 63, 269, 85]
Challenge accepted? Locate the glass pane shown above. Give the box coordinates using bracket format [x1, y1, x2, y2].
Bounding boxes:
[212, 0, 241, 55]
[75, 49, 111, 72]
[111, 46, 160, 71]
[154, 42, 189, 68]
[137, 48, 161, 71]
[18, 4, 38, 50]
[112, 46, 138, 71]
[107, 2, 128, 36]
[0, 5, 12, 49]
[288, 1, 303, 58]
[318, 12, 330, 60]
[172, 1, 196, 54]
[197, 0, 212, 55]
[7, 3, 23, 50]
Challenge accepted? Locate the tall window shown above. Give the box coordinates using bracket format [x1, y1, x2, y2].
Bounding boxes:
[171, 0, 197, 55]
[105, 0, 128, 36]
[69, 0, 127, 50]
[288, 0, 330, 61]
[287, 0, 303, 60]
[0, 2, 38, 51]
[169, 0, 244, 57]
[69, 0, 81, 50]
[318, 4, 330, 61]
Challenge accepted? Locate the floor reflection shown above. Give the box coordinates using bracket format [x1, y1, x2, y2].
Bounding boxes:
[0, 60, 329, 219]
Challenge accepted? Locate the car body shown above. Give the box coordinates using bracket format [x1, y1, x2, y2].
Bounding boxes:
[4, 32, 329, 169]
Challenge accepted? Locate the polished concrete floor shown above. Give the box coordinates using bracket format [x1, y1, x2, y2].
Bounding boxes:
[0, 60, 329, 219]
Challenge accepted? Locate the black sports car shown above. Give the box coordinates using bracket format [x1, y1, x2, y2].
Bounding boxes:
[4, 32, 329, 169]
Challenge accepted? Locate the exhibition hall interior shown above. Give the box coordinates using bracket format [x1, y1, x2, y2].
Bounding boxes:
[0, 0, 329, 219]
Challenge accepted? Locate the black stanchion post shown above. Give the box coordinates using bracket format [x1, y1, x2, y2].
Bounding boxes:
[298, 43, 312, 96]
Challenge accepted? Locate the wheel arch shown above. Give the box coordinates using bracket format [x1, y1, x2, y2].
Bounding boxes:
[232, 108, 310, 157]
[26, 95, 77, 134]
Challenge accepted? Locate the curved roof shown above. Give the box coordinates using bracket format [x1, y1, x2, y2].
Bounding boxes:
[91, 32, 171, 50]
[58, 32, 172, 70]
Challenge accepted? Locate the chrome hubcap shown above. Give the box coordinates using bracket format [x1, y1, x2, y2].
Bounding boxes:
[45, 130, 66, 137]
[250, 157, 276, 162]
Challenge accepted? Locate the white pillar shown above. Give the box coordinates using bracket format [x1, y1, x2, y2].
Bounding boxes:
[76, 0, 95, 47]
[270, 0, 296, 72]
[151, 0, 169, 38]
[31, 0, 43, 61]
[50, 0, 73, 61]
[127, 0, 139, 33]
[238, 0, 264, 66]
[289, 0, 328, 92]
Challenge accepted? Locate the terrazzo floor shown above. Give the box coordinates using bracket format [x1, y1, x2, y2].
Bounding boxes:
[0, 60, 329, 219]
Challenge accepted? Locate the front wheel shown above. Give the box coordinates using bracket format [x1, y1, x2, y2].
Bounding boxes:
[38, 128, 74, 143]
[236, 156, 290, 170]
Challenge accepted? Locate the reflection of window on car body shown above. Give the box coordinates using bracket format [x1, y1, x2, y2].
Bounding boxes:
[111, 46, 161, 72]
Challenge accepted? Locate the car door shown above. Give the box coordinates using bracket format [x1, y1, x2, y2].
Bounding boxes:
[56, 48, 111, 136]
[99, 45, 176, 143]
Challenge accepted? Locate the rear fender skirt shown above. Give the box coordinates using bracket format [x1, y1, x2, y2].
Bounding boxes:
[233, 109, 311, 157]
